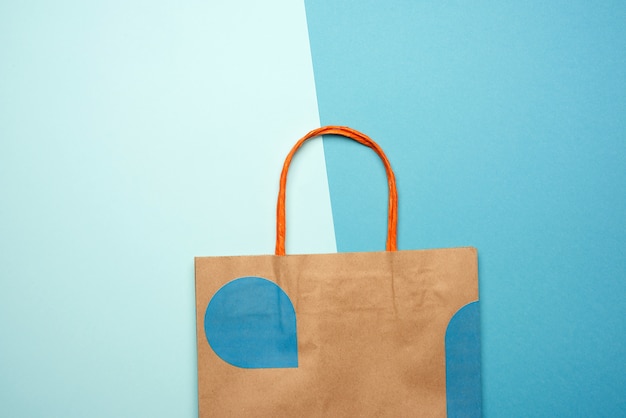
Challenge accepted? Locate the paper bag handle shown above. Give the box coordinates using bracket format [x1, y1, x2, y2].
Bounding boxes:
[276, 126, 398, 256]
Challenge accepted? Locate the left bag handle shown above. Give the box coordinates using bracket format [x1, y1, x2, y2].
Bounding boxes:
[275, 126, 398, 256]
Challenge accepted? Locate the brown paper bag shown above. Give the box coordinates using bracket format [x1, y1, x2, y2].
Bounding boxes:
[195, 126, 481, 417]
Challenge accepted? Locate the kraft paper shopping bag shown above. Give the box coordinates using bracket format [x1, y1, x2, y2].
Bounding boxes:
[195, 126, 481, 417]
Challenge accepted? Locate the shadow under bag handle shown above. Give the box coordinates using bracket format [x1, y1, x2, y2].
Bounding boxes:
[275, 126, 398, 256]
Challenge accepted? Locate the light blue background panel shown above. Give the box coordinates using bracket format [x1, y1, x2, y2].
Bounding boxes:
[0, 1, 333, 417]
[305, 1, 626, 417]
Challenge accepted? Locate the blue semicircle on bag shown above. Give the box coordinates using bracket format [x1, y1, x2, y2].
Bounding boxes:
[445, 300, 482, 418]
[204, 276, 298, 369]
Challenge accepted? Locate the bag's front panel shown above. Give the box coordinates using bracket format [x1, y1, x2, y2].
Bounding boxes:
[195, 247, 478, 417]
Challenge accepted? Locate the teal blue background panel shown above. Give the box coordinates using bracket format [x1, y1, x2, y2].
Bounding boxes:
[305, 1, 626, 417]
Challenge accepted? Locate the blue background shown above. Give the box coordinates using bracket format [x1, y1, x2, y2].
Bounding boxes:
[307, 1, 626, 416]
[1, 0, 625, 417]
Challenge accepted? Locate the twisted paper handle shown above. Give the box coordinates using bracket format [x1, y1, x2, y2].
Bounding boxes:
[275, 126, 398, 255]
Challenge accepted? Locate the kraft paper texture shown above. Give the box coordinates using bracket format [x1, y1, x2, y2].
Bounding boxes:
[195, 247, 478, 417]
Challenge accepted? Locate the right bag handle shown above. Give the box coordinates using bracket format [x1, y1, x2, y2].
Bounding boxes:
[275, 126, 398, 256]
